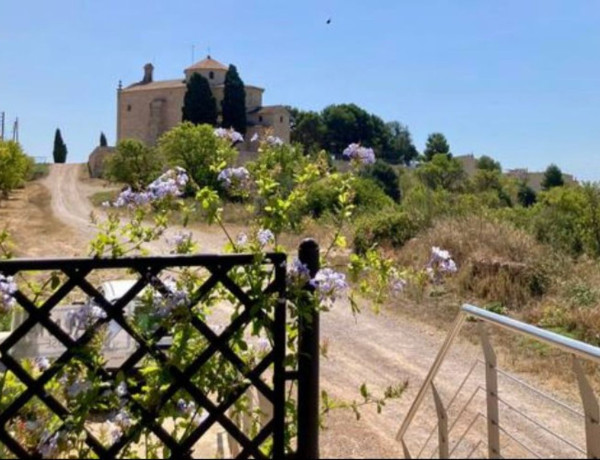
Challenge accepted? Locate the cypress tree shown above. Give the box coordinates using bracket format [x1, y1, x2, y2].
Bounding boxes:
[221, 64, 247, 134]
[100, 132, 108, 147]
[53, 129, 68, 163]
[182, 73, 218, 126]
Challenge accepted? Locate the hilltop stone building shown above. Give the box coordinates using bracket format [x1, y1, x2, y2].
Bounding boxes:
[116, 56, 290, 148]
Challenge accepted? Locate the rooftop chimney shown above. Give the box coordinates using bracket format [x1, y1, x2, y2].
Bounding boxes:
[142, 63, 154, 84]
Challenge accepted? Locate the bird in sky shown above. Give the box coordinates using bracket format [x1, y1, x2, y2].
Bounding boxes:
[326, 18, 332, 24]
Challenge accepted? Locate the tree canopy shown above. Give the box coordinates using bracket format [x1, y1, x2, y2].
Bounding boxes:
[182, 73, 218, 126]
[221, 65, 247, 134]
[53, 128, 68, 163]
[104, 139, 164, 190]
[423, 133, 450, 161]
[384, 122, 419, 165]
[542, 164, 565, 190]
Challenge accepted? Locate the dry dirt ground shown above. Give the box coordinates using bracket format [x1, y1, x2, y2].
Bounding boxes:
[1, 164, 592, 458]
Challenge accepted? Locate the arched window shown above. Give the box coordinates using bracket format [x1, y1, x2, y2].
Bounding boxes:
[127, 104, 132, 112]
[259, 116, 263, 122]
[209, 71, 214, 79]
[280, 116, 284, 123]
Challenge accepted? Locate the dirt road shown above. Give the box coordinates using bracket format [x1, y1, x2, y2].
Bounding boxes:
[34, 164, 588, 458]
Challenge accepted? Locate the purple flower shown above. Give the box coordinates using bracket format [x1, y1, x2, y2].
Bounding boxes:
[250, 133, 259, 143]
[342, 143, 375, 165]
[427, 246, 458, 282]
[168, 231, 193, 250]
[287, 259, 311, 287]
[111, 168, 188, 208]
[310, 268, 348, 305]
[257, 228, 274, 247]
[218, 167, 251, 191]
[113, 409, 133, 429]
[38, 431, 62, 458]
[67, 303, 107, 332]
[116, 381, 128, 398]
[214, 128, 244, 144]
[266, 135, 284, 146]
[35, 357, 51, 372]
[67, 380, 92, 397]
[236, 233, 248, 246]
[151, 278, 188, 318]
[0, 273, 17, 313]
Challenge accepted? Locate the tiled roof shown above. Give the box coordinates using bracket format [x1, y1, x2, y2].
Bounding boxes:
[123, 79, 185, 92]
[186, 56, 228, 71]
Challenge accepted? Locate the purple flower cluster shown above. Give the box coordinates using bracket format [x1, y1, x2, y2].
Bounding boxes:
[151, 278, 188, 318]
[111, 168, 188, 208]
[390, 274, 407, 293]
[0, 273, 17, 313]
[35, 356, 51, 372]
[342, 143, 376, 165]
[108, 408, 133, 443]
[250, 133, 259, 143]
[67, 303, 107, 332]
[257, 228, 274, 247]
[427, 246, 458, 283]
[310, 268, 348, 305]
[266, 135, 284, 146]
[177, 399, 207, 425]
[287, 259, 311, 287]
[236, 233, 248, 246]
[168, 231, 193, 251]
[217, 167, 251, 190]
[38, 430, 68, 459]
[214, 128, 244, 144]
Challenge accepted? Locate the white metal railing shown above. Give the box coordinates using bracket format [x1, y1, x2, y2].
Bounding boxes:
[397, 304, 600, 459]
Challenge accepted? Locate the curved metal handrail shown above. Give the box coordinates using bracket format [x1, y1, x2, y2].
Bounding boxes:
[397, 303, 600, 459]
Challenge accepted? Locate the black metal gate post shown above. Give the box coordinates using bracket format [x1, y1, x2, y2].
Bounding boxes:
[297, 239, 320, 459]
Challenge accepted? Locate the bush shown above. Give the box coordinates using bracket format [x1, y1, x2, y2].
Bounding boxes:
[0, 140, 33, 198]
[105, 139, 165, 190]
[353, 209, 419, 253]
[361, 160, 401, 202]
[160, 123, 237, 189]
[352, 178, 395, 212]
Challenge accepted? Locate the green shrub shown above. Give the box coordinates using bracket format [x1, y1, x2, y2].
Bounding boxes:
[352, 178, 395, 213]
[159, 122, 237, 189]
[361, 160, 401, 202]
[0, 140, 32, 198]
[105, 139, 165, 190]
[353, 209, 419, 253]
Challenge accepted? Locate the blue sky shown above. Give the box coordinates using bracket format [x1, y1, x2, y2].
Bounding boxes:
[1, 0, 599, 179]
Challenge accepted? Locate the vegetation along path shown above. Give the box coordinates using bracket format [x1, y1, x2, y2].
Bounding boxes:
[36, 163, 588, 458]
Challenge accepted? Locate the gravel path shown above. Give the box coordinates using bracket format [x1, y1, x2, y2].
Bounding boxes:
[38, 163, 588, 459]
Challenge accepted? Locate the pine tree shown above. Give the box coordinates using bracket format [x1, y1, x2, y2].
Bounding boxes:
[182, 73, 218, 126]
[423, 132, 451, 161]
[100, 132, 108, 147]
[53, 129, 68, 163]
[221, 65, 247, 134]
[542, 164, 564, 190]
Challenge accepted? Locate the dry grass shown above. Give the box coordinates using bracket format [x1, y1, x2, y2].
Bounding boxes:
[386, 214, 600, 393]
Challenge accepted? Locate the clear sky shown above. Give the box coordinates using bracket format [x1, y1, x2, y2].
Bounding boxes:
[1, 0, 599, 180]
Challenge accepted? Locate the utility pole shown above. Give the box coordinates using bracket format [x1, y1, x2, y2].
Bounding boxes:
[0, 111, 4, 141]
[12, 118, 18, 142]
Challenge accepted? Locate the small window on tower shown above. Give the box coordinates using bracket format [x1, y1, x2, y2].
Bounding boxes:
[259, 116, 263, 122]
[209, 71, 214, 79]
[127, 105, 132, 112]
[280, 116, 283, 123]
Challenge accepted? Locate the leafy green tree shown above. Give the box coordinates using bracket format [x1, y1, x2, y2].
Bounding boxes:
[416, 153, 465, 190]
[542, 164, 564, 190]
[182, 73, 218, 126]
[104, 139, 164, 190]
[53, 128, 68, 163]
[477, 155, 501, 172]
[383, 122, 419, 165]
[221, 65, 247, 134]
[290, 109, 326, 154]
[0, 140, 33, 198]
[159, 122, 237, 188]
[100, 132, 108, 147]
[423, 132, 450, 161]
[321, 104, 390, 156]
[517, 183, 537, 207]
[362, 160, 401, 202]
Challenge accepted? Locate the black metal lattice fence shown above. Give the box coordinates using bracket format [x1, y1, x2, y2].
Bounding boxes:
[0, 244, 320, 459]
